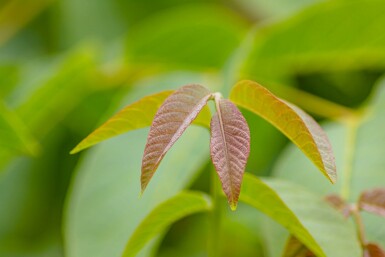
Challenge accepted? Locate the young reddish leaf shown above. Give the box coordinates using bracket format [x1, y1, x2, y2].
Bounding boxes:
[359, 188, 385, 217]
[364, 243, 385, 257]
[230, 80, 336, 183]
[210, 98, 250, 210]
[325, 194, 351, 217]
[141, 84, 212, 192]
[70, 90, 211, 154]
[282, 236, 316, 257]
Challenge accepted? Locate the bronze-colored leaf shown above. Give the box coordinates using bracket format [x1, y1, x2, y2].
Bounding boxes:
[141, 84, 212, 192]
[210, 99, 250, 210]
[359, 188, 385, 218]
[230, 80, 336, 183]
[282, 236, 316, 257]
[325, 194, 351, 218]
[364, 243, 385, 257]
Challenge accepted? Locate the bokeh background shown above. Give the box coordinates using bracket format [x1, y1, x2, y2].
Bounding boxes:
[1, 0, 385, 256]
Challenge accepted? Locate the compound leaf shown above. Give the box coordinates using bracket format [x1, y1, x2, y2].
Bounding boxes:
[121, 191, 212, 257]
[230, 80, 336, 183]
[210, 99, 250, 210]
[141, 84, 212, 192]
[359, 188, 385, 218]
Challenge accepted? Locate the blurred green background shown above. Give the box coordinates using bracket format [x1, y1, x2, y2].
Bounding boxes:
[1, 0, 385, 256]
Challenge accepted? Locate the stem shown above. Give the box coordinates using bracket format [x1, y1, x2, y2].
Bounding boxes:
[208, 165, 221, 257]
[341, 118, 359, 200]
[351, 204, 366, 247]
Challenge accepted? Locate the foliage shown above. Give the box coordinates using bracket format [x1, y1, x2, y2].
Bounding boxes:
[1, 0, 385, 257]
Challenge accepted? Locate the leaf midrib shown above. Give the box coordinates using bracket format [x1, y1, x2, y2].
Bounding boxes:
[215, 99, 235, 201]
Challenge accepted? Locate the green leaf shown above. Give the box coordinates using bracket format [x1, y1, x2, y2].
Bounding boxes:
[230, 80, 336, 183]
[240, 173, 361, 257]
[210, 98, 250, 210]
[121, 191, 212, 257]
[70, 90, 170, 154]
[241, 0, 385, 81]
[141, 85, 212, 192]
[0, 101, 39, 156]
[125, 4, 248, 70]
[273, 77, 385, 247]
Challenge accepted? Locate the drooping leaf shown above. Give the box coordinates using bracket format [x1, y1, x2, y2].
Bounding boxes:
[141, 84, 212, 192]
[210, 98, 250, 210]
[230, 80, 336, 183]
[121, 191, 212, 257]
[71, 90, 211, 154]
[240, 174, 361, 257]
[359, 189, 385, 218]
[364, 243, 385, 257]
[273, 78, 385, 247]
[282, 236, 315, 257]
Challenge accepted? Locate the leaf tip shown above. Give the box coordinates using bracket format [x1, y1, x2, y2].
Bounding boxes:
[230, 202, 238, 211]
[327, 170, 337, 184]
[69, 147, 79, 155]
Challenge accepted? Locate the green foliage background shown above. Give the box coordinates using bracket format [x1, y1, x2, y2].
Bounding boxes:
[1, 0, 385, 256]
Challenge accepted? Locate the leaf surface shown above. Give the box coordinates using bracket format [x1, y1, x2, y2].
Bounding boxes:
[359, 189, 385, 218]
[240, 174, 361, 257]
[210, 99, 250, 210]
[71, 91, 172, 154]
[121, 191, 212, 257]
[230, 80, 336, 183]
[141, 84, 212, 192]
[273, 78, 385, 247]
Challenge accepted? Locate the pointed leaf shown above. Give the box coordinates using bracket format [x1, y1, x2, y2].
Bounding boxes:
[71, 90, 211, 154]
[210, 99, 250, 210]
[359, 188, 385, 218]
[282, 236, 315, 257]
[365, 243, 385, 257]
[240, 174, 361, 257]
[141, 84, 212, 192]
[71, 91, 171, 154]
[230, 80, 336, 183]
[121, 191, 212, 257]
